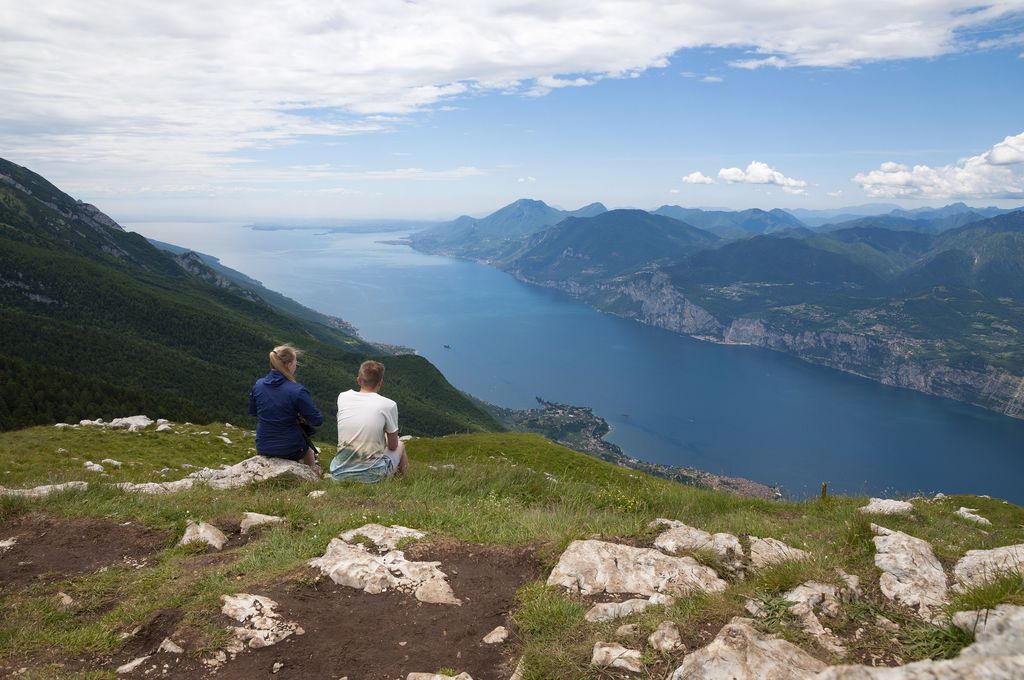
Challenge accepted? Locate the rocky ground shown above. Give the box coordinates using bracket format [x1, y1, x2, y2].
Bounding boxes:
[1, 418, 1022, 678]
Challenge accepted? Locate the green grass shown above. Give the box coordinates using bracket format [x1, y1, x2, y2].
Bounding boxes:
[1, 425, 1023, 679]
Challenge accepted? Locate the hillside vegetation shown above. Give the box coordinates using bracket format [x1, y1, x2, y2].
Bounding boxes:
[0, 157, 498, 439]
[1, 424, 1021, 678]
[411, 199, 1024, 418]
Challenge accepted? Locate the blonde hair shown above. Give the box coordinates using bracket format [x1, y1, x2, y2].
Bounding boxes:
[357, 360, 385, 389]
[269, 344, 300, 382]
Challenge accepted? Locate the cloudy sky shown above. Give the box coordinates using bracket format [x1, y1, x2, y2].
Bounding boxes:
[2, 1, 1024, 222]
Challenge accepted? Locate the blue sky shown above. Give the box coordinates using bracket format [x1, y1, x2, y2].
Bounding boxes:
[2, 1, 1023, 221]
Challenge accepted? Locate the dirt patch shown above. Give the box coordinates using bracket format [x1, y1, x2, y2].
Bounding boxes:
[172, 541, 543, 680]
[0, 512, 169, 590]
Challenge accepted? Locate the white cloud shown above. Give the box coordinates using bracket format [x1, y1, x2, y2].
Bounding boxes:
[669, 188, 680, 193]
[682, 171, 715, 184]
[517, 176, 537, 183]
[701, 75, 724, 83]
[827, 190, 844, 197]
[853, 131, 1024, 198]
[1, 1, 1021, 204]
[730, 56, 792, 69]
[718, 161, 808, 195]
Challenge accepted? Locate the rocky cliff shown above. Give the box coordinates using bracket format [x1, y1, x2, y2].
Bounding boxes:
[510, 268, 1024, 420]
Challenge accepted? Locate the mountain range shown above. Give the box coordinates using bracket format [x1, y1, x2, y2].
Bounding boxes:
[410, 198, 1024, 419]
[0, 157, 498, 437]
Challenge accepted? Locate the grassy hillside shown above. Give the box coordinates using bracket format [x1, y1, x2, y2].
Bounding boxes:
[0, 157, 498, 438]
[0, 425, 1021, 679]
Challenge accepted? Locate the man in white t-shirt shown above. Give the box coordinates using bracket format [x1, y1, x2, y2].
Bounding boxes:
[329, 360, 408, 482]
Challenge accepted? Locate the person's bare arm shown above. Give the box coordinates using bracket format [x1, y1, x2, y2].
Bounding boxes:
[386, 430, 399, 451]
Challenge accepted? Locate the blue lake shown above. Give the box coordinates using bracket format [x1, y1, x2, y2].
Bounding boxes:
[132, 223, 1024, 502]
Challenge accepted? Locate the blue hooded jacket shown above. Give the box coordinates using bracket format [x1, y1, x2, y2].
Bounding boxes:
[248, 370, 323, 457]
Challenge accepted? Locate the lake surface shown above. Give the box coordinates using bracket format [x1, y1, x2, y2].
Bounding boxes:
[131, 222, 1024, 502]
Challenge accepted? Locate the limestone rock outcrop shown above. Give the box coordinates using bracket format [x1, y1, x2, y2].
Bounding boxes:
[239, 512, 283, 533]
[117, 456, 319, 494]
[859, 498, 914, 516]
[109, 416, 154, 431]
[584, 594, 675, 622]
[762, 581, 848, 655]
[309, 526, 460, 605]
[220, 593, 304, 650]
[180, 521, 227, 550]
[340, 523, 426, 550]
[651, 518, 744, 573]
[591, 642, 643, 673]
[668, 617, 827, 680]
[953, 544, 1024, 591]
[749, 536, 811, 569]
[870, 524, 947, 621]
[956, 507, 993, 526]
[814, 605, 1024, 678]
[0, 481, 88, 498]
[547, 539, 727, 597]
[648, 620, 682, 652]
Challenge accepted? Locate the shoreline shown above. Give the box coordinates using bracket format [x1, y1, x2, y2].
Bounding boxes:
[479, 397, 781, 501]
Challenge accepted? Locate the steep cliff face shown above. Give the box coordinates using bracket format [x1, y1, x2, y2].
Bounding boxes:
[510, 268, 1024, 420]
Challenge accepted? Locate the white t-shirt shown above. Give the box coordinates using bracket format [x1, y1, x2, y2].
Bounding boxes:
[335, 390, 399, 461]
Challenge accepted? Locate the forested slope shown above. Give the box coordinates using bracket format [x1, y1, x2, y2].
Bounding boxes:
[0, 157, 499, 438]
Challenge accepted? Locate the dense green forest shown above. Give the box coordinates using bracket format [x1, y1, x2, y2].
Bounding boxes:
[0, 157, 500, 439]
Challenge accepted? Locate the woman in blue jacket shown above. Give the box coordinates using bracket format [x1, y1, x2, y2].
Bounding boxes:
[248, 344, 323, 470]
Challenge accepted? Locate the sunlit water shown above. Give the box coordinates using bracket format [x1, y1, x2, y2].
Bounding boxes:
[131, 222, 1024, 502]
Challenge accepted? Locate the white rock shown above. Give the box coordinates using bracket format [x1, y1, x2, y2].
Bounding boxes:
[933, 492, 947, 500]
[953, 544, 1024, 591]
[956, 507, 993, 526]
[508, 659, 524, 680]
[483, 625, 509, 644]
[668, 618, 827, 680]
[54, 423, 73, 428]
[616, 623, 639, 637]
[100, 458, 123, 468]
[117, 456, 319, 494]
[158, 638, 184, 654]
[221, 593, 304, 649]
[585, 599, 652, 622]
[180, 521, 227, 550]
[648, 620, 682, 652]
[272, 661, 284, 673]
[651, 518, 744, 572]
[57, 592, 74, 607]
[115, 479, 195, 494]
[960, 604, 1024, 657]
[815, 605, 1024, 678]
[749, 536, 811, 569]
[155, 423, 173, 432]
[0, 537, 16, 553]
[859, 498, 914, 516]
[782, 582, 848, 654]
[0, 481, 88, 498]
[591, 642, 643, 674]
[309, 539, 460, 605]
[84, 461, 104, 473]
[217, 436, 233, 445]
[952, 604, 1017, 637]
[870, 524, 947, 622]
[116, 656, 151, 674]
[80, 418, 105, 426]
[406, 674, 473, 680]
[156, 419, 169, 425]
[109, 416, 153, 431]
[307, 490, 325, 498]
[240, 512, 283, 534]
[339, 523, 426, 551]
[547, 539, 727, 597]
